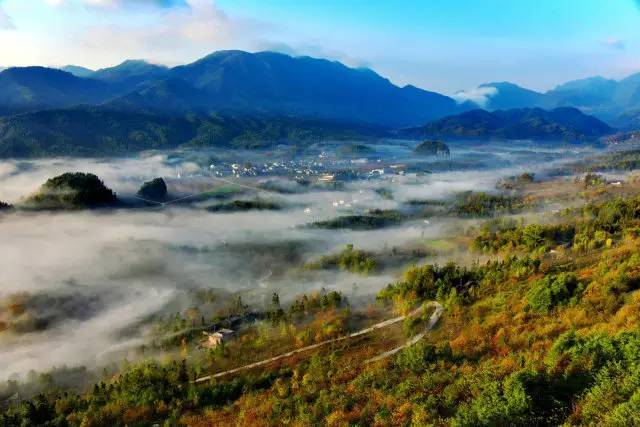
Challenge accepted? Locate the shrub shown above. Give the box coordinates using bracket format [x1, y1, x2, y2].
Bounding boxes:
[453, 192, 525, 217]
[137, 177, 167, 201]
[304, 244, 378, 275]
[526, 273, 582, 313]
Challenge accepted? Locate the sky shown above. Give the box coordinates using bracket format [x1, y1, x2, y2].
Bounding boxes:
[0, 0, 639, 94]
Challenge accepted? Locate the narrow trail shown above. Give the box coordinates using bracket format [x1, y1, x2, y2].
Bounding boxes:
[365, 302, 443, 363]
[193, 301, 443, 383]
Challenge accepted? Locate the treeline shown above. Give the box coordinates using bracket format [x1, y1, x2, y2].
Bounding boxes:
[452, 191, 528, 217]
[307, 209, 405, 230]
[471, 196, 640, 253]
[0, 360, 286, 426]
[563, 149, 640, 173]
[377, 256, 540, 305]
[0, 107, 382, 158]
[304, 244, 378, 275]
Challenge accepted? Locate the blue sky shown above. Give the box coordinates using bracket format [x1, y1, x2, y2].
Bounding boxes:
[0, 0, 639, 94]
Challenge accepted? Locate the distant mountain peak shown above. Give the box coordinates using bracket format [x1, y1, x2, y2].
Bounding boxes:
[60, 65, 94, 78]
[95, 59, 168, 74]
[479, 81, 539, 91]
[90, 59, 170, 92]
[552, 75, 617, 92]
[454, 81, 544, 111]
[119, 59, 154, 65]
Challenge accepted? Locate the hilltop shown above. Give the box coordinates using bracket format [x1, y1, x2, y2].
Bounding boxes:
[414, 140, 450, 156]
[22, 172, 119, 209]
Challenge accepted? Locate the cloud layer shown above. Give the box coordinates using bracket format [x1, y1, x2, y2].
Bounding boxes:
[604, 37, 625, 50]
[17, 0, 274, 68]
[45, 0, 188, 8]
[0, 140, 599, 379]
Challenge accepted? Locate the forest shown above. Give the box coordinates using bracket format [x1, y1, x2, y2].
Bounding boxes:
[0, 108, 382, 158]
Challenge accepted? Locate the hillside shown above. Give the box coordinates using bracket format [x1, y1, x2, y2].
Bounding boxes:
[405, 107, 614, 142]
[612, 109, 640, 130]
[0, 107, 385, 157]
[0, 67, 115, 113]
[5, 161, 640, 424]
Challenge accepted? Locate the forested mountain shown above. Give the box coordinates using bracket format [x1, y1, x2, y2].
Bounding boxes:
[109, 50, 465, 127]
[0, 107, 384, 158]
[0, 104, 614, 158]
[0, 51, 466, 128]
[1, 50, 639, 131]
[405, 107, 614, 142]
[0, 50, 635, 156]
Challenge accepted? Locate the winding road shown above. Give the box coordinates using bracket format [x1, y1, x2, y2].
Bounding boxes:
[194, 301, 443, 383]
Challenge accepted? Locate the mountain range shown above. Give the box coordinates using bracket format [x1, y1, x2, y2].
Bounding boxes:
[2, 50, 639, 129]
[0, 49, 632, 157]
[0, 51, 465, 128]
[469, 76, 640, 128]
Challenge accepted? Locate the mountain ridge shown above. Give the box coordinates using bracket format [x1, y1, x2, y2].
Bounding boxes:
[0, 106, 387, 158]
[0, 50, 468, 128]
[0, 50, 637, 136]
[466, 74, 640, 127]
[404, 107, 614, 142]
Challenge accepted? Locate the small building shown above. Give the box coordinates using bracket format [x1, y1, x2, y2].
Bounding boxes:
[318, 174, 335, 182]
[202, 328, 234, 348]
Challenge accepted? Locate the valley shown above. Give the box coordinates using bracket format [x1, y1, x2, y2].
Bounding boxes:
[2, 3, 640, 423]
[3, 137, 640, 425]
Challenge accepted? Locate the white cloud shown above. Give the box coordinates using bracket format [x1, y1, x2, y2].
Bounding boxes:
[76, 0, 274, 66]
[0, 0, 275, 69]
[0, 6, 14, 29]
[603, 37, 625, 50]
[452, 85, 498, 107]
[44, 0, 187, 8]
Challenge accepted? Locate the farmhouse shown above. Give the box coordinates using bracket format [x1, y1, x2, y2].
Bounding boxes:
[202, 328, 234, 348]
